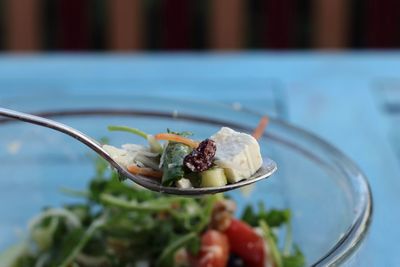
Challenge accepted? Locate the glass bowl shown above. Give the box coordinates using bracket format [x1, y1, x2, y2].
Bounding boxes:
[0, 95, 372, 266]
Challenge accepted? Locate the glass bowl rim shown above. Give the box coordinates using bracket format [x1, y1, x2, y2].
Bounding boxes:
[0, 94, 373, 266]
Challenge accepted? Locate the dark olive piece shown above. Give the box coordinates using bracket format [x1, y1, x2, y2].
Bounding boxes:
[184, 139, 216, 172]
[227, 253, 245, 267]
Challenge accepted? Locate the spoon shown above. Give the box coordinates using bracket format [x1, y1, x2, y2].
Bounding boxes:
[0, 107, 277, 196]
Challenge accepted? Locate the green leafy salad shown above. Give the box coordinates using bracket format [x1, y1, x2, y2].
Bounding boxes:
[1, 155, 305, 267]
[1, 122, 304, 267]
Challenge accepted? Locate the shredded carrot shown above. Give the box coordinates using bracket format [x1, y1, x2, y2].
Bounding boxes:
[154, 133, 199, 148]
[252, 116, 269, 140]
[127, 164, 163, 179]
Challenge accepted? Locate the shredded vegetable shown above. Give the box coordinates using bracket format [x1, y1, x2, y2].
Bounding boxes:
[252, 116, 269, 140]
[127, 164, 163, 179]
[154, 133, 199, 148]
[108, 125, 163, 153]
[108, 125, 148, 139]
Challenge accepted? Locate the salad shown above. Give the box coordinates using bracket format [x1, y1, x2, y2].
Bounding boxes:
[2, 155, 305, 267]
[103, 121, 267, 189]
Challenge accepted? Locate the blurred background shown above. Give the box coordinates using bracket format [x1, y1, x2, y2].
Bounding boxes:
[2, 1, 400, 266]
[1, 0, 400, 52]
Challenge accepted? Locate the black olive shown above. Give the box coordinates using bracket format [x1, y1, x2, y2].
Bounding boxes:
[227, 253, 245, 267]
[184, 139, 216, 172]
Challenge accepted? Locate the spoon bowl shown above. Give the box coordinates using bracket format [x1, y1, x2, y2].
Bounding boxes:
[0, 107, 277, 196]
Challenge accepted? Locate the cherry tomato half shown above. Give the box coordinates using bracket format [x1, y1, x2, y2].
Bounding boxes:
[223, 219, 266, 267]
[190, 230, 230, 267]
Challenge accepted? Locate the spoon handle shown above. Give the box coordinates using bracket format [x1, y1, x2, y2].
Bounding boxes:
[0, 107, 120, 170]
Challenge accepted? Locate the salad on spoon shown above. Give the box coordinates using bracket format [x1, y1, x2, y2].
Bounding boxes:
[104, 117, 274, 191]
[0, 108, 276, 196]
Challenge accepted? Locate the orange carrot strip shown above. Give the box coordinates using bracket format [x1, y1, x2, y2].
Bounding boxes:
[252, 116, 269, 140]
[127, 164, 163, 179]
[154, 133, 199, 148]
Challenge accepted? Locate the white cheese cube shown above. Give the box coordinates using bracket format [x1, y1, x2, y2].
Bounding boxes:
[211, 127, 263, 183]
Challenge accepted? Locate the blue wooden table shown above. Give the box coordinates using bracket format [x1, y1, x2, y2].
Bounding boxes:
[1, 53, 399, 266]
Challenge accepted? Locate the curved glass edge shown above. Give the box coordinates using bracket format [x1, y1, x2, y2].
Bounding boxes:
[0, 95, 373, 266]
[254, 117, 373, 266]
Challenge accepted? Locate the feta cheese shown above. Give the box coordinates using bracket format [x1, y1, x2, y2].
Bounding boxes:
[211, 127, 263, 183]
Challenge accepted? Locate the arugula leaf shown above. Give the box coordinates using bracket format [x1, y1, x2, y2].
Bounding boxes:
[241, 205, 259, 226]
[282, 246, 306, 267]
[108, 125, 148, 139]
[0, 242, 27, 267]
[31, 217, 59, 251]
[156, 232, 197, 267]
[193, 195, 219, 233]
[56, 218, 105, 267]
[241, 202, 290, 227]
[88, 172, 155, 202]
[186, 235, 201, 255]
[266, 209, 291, 227]
[100, 193, 171, 212]
[52, 228, 85, 267]
[10, 254, 35, 267]
[166, 129, 193, 137]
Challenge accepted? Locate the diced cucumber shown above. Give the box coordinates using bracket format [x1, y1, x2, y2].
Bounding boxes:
[221, 167, 244, 183]
[200, 168, 227, 187]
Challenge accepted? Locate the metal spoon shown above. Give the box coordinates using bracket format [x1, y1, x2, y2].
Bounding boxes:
[0, 107, 277, 196]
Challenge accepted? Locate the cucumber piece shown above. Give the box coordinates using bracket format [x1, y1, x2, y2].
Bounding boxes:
[200, 168, 227, 187]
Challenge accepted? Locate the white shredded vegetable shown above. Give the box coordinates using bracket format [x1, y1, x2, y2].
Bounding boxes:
[28, 208, 81, 232]
[104, 144, 161, 170]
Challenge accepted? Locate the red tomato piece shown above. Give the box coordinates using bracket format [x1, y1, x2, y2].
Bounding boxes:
[190, 230, 230, 267]
[223, 219, 266, 267]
